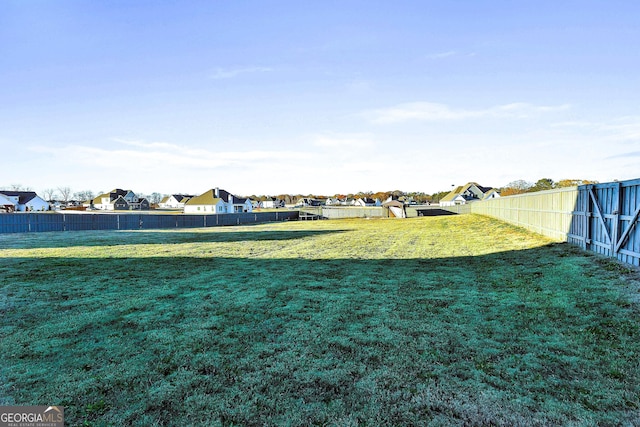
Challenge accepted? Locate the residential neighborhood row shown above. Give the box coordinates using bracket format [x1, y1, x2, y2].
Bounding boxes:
[0, 183, 500, 213]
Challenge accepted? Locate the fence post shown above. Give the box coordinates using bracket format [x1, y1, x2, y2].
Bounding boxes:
[584, 186, 591, 250]
[612, 181, 622, 255]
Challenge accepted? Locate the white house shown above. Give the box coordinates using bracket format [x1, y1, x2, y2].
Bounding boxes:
[259, 198, 285, 209]
[482, 188, 501, 201]
[159, 194, 194, 209]
[90, 189, 149, 210]
[0, 191, 50, 211]
[0, 193, 16, 212]
[440, 182, 500, 206]
[296, 197, 324, 207]
[184, 188, 253, 214]
[355, 197, 381, 207]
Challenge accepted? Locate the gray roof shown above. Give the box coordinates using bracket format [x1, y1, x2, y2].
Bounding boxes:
[0, 191, 39, 204]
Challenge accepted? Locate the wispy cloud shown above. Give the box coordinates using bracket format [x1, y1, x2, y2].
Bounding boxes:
[425, 50, 476, 59]
[312, 133, 375, 149]
[112, 138, 180, 150]
[607, 151, 640, 159]
[209, 66, 273, 79]
[30, 139, 310, 170]
[426, 50, 457, 59]
[601, 116, 640, 141]
[551, 116, 640, 142]
[365, 101, 571, 124]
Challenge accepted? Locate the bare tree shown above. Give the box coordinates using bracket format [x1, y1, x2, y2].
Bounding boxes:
[57, 186, 72, 203]
[73, 190, 95, 203]
[149, 192, 162, 205]
[43, 188, 58, 201]
[10, 184, 32, 191]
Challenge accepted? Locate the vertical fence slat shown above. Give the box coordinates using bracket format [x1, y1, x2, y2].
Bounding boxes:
[440, 178, 640, 267]
[0, 211, 299, 235]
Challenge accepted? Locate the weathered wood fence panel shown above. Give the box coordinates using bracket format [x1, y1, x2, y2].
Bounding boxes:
[442, 187, 578, 241]
[299, 206, 389, 220]
[474, 187, 579, 241]
[321, 206, 388, 219]
[441, 178, 640, 266]
[568, 179, 640, 266]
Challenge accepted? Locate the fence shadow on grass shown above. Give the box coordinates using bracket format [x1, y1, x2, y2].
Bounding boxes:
[2, 243, 640, 425]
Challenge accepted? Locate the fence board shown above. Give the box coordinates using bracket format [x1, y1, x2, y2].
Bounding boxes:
[440, 178, 640, 267]
[573, 180, 640, 266]
[0, 211, 299, 234]
[447, 187, 579, 242]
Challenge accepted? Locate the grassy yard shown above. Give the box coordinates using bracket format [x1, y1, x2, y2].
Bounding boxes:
[0, 214, 639, 426]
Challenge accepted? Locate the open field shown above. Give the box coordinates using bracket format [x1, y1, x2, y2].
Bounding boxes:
[1, 215, 639, 426]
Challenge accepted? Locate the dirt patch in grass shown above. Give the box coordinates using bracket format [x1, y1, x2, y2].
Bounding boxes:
[1, 215, 639, 425]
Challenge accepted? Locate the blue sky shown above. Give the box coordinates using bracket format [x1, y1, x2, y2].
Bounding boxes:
[2, 0, 639, 197]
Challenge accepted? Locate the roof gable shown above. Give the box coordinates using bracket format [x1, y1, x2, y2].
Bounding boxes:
[186, 188, 247, 205]
[0, 191, 39, 204]
[441, 182, 495, 202]
[0, 194, 16, 206]
[184, 190, 223, 206]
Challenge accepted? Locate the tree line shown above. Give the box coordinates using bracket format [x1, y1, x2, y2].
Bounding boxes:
[498, 178, 597, 197]
[4, 178, 598, 207]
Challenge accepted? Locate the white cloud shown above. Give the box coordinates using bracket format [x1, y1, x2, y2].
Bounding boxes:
[550, 116, 640, 142]
[426, 50, 477, 60]
[607, 151, 640, 159]
[426, 50, 457, 59]
[365, 101, 571, 124]
[209, 66, 273, 79]
[112, 139, 181, 150]
[312, 133, 375, 149]
[29, 140, 311, 172]
[601, 116, 640, 142]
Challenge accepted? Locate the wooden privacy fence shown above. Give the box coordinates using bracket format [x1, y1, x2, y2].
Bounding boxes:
[442, 178, 640, 267]
[299, 206, 389, 220]
[442, 187, 578, 241]
[0, 211, 299, 234]
[568, 179, 640, 266]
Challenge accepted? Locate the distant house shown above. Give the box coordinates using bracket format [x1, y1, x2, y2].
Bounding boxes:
[439, 182, 500, 206]
[90, 189, 150, 210]
[383, 195, 404, 205]
[355, 197, 381, 207]
[0, 193, 16, 212]
[0, 191, 49, 212]
[158, 194, 194, 209]
[184, 188, 253, 214]
[325, 197, 357, 206]
[482, 188, 501, 201]
[260, 197, 285, 209]
[296, 197, 324, 207]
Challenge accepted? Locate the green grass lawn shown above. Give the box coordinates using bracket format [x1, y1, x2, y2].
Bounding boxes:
[1, 214, 639, 426]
